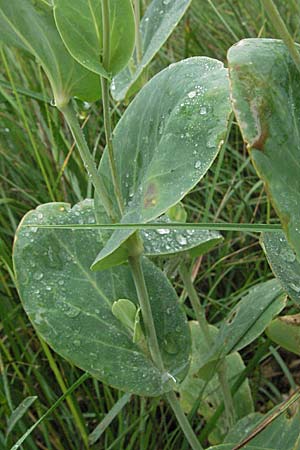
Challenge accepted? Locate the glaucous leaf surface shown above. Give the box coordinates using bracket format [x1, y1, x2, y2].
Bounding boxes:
[220, 410, 300, 450]
[262, 232, 300, 305]
[228, 39, 300, 260]
[266, 314, 300, 355]
[0, 0, 100, 104]
[179, 322, 253, 445]
[92, 215, 223, 270]
[206, 279, 286, 362]
[93, 57, 231, 270]
[13, 200, 191, 396]
[54, 0, 135, 76]
[112, 0, 191, 101]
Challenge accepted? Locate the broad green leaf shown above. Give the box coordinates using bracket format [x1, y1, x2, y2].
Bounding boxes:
[220, 410, 300, 450]
[94, 222, 223, 270]
[112, 0, 191, 101]
[0, 0, 100, 105]
[207, 279, 286, 361]
[179, 322, 253, 445]
[228, 39, 300, 261]
[53, 0, 135, 76]
[266, 314, 300, 355]
[13, 200, 190, 396]
[93, 57, 231, 270]
[6, 396, 37, 438]
[262, 232, 300, 305]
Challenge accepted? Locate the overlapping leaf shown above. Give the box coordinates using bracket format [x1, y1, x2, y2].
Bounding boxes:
[53, 0, 135, 76]
[266, 314, 300, 355]
[0, 0, 100, 104]
[93, 57, 231, 270]
[112, 0, 191, 100]
[228, 39, 300, 260]
[216, 409, 300, 450]
[13, 200, 191, 396]
[179, 322, 253, 445]
[207, 279, 286, 361]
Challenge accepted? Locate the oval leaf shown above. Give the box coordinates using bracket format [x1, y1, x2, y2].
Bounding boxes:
[53, 0, 135, 76]
[112, 0, 192, 101]
[262, 232, 300, 305]
[13, 200, 191, 396]
[0, 0, 100, 104]
[228, 39, 300, 261]
[93, 57, 231, 270]
[266, 314, 300, 355]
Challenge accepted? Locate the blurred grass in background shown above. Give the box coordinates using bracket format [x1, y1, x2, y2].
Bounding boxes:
[1, 1, 300, 448]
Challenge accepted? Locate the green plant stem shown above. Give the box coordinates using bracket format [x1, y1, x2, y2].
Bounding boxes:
[101, 0, 124, 216]
[59, 103, 116, 221]
[134, 0, 143, 64]
[128, 246, 202, 449]
[128, 252, 165, 371]
[262, 0, 300, 72]
[179, 263, 235, 428]
[166, 391, 203, 450]
[100, 77, 124, 216]
[179, 263, 211, 341]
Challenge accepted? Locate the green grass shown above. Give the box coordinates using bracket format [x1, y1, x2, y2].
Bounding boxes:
[1, 1, 300, 449]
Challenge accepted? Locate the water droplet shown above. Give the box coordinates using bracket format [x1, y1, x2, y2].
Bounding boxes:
[157, 229, 170, 235]
[34, 272, 44, 281]
[188, 90, 196, 99]
[194, 161, 201, 169]
[290, 283, 300, 293]
[280, 247, 296, 263]
[176, 235, 187, 245]
[200, 106, 207, 115]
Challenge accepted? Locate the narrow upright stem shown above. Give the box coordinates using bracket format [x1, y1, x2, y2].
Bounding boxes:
[101, 0, 124, 216]
[179, 262, 235, 427]
[262, 0, 300, 72]
[101, 77, 124, 216]
[128, 252, 165, 371]
[134, 0, 143, 64]
[166, 391, 203, 450]
[59, 103, 116, 221]
[128, 244, 202, 450]
[179, 264, 212, 342]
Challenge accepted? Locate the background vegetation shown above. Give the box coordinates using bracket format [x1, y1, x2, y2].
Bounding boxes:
[1, 1, 300, 448]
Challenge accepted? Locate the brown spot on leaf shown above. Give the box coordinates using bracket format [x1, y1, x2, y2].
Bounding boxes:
[280, 314, 300, 326]
[252, 126, 268, 150]
[144, 183, 158, 208]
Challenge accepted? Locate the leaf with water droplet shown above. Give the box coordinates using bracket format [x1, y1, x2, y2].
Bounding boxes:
[93, 57, 231, 270]
[111, 0, 192, 101]
[262, 232, 300, 305]
[13, 200, 190, 396]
